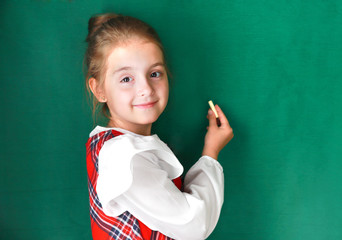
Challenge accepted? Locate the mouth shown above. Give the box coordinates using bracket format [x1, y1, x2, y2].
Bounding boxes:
[133, 100, 158, 109]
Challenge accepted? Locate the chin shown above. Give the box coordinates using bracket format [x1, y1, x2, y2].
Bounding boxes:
[138, 114, 160, 125]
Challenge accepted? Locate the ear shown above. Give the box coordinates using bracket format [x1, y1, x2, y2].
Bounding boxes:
[89, 78, 107, 102]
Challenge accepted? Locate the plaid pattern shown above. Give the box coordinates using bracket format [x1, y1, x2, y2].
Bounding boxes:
[86, 129, 177, 240]
[151, 231, 174, 240]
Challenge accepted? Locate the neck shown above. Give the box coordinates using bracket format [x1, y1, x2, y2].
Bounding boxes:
[107, 119, 152, 136]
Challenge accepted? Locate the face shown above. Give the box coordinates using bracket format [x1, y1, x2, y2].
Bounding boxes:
[101, 39, 169, 135]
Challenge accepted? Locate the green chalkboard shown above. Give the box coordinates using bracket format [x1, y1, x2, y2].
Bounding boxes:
[1, 1, 342, 239]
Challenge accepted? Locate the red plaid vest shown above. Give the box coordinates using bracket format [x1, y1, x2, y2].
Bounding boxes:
[86, 129, 181, 240]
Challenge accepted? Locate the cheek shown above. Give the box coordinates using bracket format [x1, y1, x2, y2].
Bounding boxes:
[106, 87, 130, 109]
[114, 91, 132, 105]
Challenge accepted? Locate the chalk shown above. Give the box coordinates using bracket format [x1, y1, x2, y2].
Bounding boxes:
[208, 100, 221, 127]
[208, 100, 218, 117]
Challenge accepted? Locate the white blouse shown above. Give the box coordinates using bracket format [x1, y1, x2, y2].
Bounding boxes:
[90, 126, 224, 240]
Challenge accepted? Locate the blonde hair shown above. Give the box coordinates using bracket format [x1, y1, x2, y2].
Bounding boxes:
[84, 13, 167, 121]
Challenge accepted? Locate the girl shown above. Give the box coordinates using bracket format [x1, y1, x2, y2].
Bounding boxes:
[84, 13, 234, 240]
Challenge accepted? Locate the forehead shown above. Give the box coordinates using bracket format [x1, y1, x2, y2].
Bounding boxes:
[106, 40, 164, 70]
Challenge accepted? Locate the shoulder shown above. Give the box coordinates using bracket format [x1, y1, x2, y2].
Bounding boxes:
[86, 126, 123, 150]
[88, 126, 124, 141]
[99, 132, 169, 166]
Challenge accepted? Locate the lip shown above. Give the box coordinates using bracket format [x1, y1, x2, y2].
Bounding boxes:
[133, 100, 158, 109]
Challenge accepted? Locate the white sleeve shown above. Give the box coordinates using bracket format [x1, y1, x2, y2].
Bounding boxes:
[96, 134, 184, 215]
[115, 155, 224, 240]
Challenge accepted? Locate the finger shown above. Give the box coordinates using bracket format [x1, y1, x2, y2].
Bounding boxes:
[208, 109, 217, 127]
[215, 105, 231, 127]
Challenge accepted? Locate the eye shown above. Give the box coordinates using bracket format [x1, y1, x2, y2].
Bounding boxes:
[150, 72, 161, 78]
[120, 76, 133, 83]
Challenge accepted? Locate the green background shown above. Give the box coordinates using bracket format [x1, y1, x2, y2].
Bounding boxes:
[1, 0, 342, 239]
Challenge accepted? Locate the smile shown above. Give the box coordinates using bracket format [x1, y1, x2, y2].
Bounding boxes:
[133, 101, 158, 109]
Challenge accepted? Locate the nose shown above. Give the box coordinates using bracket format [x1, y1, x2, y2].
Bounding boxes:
[137, 77, 154, 97]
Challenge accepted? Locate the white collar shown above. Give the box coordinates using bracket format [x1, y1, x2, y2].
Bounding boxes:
[89, 125, 158, 138]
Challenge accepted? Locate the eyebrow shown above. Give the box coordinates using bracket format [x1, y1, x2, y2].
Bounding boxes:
[113, 62, 165, 75]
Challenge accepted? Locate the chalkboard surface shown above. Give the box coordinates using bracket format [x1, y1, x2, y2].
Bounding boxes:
[1, 1, 342, 239]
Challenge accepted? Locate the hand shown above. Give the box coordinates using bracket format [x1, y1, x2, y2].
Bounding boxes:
[202, 104, 234, 160]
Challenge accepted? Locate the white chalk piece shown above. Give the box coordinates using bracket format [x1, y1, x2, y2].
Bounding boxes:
[208, 100, 221, 127]
[208, 100, 219, 118]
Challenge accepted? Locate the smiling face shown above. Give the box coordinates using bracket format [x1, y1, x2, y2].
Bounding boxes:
[101, 39, 169, 135]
